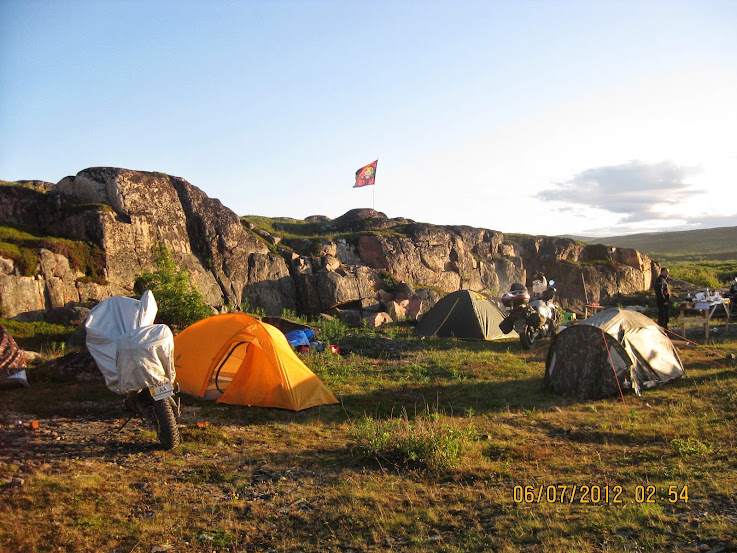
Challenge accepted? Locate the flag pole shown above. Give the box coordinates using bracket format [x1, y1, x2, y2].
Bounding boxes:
[373, 157, 377, 210]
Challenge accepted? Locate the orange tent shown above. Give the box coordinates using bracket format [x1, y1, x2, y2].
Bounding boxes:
[173, 313, 338, 411]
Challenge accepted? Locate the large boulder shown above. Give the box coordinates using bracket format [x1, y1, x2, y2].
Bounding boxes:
[0, 168, 299, 319]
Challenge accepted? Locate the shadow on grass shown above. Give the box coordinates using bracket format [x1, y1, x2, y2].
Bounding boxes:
[5, 339, 734, 442]
[182, 375, 573, 428]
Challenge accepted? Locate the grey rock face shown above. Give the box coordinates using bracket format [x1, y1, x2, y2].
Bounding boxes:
[0, 168, 656, 325]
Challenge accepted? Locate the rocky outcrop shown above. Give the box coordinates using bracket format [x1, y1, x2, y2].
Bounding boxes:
[0, 169, 291, 319]
[286, 221, 654, 317]
[0, 170, 657, 325]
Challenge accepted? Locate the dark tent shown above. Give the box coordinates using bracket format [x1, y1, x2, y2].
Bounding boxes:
[544, 308, 684, 399]
[414, 290, 515, 340]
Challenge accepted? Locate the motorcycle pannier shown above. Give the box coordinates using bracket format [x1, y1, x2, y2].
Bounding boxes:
[527, 311, 546, 330]
[499, 316, 515, 335]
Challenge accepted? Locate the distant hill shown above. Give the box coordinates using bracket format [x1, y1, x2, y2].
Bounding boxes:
[568, 226, 737, 263]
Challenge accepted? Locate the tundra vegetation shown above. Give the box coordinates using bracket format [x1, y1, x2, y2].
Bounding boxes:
[2, 220, 737, 551]
[1, 315, 736, 552]
[0, 224, 106, 283]
[592, 227, 737, 288]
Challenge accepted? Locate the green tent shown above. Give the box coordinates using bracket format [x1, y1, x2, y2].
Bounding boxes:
[414, 290, 515, 340]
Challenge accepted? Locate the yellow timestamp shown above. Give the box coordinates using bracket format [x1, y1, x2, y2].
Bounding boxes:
[512, 484, 689, 504]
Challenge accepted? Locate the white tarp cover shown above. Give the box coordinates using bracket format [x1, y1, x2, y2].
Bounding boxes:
[84, 291, 175, 394]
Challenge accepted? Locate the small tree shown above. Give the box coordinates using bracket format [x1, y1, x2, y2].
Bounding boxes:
[134, 244, 212, 328]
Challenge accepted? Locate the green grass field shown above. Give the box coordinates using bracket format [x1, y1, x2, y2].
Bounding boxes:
[2, 322, 736, 553]
[580, 226, 737, 288]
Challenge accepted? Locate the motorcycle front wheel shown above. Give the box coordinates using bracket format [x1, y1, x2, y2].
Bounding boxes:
[152, 396, 180, 450]
[520, 327, 538, 350]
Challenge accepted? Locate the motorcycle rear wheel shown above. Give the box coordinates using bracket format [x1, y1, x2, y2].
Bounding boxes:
[153, 397, 180, 450]
[520, 327, 538, 350]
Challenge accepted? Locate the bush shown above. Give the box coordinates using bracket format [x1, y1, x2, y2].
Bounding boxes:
[240, 299, 266, 318]
[670, 438, 711, 458]
[349, 408, 477, 472]
[134, 244, 212, 328]
[670, 264, 723, 288]
[318, 317, 348, 344]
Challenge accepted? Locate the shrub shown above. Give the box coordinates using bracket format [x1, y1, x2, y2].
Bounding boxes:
[670, 265, 723, 288]
[134, 244, 212, 328]
[379, 270, 400, 292]
[670, 438, 711, 458]
[240, 298, 266, 318]
[318, 317, 348, 344]
[349, 408, 477, 472]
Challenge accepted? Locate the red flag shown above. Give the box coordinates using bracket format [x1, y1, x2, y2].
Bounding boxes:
[354, 160, 377, 188]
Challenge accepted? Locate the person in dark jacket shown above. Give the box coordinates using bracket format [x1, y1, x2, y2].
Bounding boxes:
[654, 267, 670, 330]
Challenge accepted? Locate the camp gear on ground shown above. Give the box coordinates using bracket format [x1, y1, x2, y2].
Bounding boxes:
[285, 329, 315, 347]
[544, 308, 684, 399]
[414, 290, 515, 340]
[173, 313, 338, 411]
[0, 324, 28, 388]
[84, 291, 181, 449]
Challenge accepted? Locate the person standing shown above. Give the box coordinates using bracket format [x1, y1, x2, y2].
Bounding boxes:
[654, 267, 671, 330]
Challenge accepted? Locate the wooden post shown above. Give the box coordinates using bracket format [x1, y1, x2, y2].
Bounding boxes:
[581, 272, 588, 304]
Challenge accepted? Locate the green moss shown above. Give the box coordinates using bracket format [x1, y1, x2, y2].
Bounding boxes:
[0, 224, 106, 281]
[61, 203, 113, 215]
[241, 215, 325, 239]
[413, 283, 446, 296]
[0, 181, 50, 192]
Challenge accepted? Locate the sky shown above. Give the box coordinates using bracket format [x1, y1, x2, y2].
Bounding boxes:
[1, 0, 736, 238]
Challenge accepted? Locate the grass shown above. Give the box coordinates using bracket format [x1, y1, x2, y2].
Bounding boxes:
[0, 319, 75, 352]
[1, 323, 736, 552]
[240, 214, 412, 259]
[593, 227, 737, 261]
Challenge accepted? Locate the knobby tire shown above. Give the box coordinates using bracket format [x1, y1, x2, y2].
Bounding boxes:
[153, 397, 180, 450]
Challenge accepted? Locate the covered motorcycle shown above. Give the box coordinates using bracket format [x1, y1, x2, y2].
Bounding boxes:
[84, 291, 181, 449]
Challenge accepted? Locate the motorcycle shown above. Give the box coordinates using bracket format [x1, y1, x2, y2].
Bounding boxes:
[85, 290, 181, 449]
[123, 382, 180, 450]
[500, 279, 562, 349]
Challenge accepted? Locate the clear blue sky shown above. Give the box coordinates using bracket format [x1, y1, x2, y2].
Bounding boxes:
[1, 0, 735, 237]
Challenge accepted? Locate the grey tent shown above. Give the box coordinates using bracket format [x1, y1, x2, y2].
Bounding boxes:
[414, 290, 515, 340]
[544, 308, 684, 399]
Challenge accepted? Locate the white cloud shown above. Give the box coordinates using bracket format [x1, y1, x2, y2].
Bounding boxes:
[538, 161, 704, 223]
